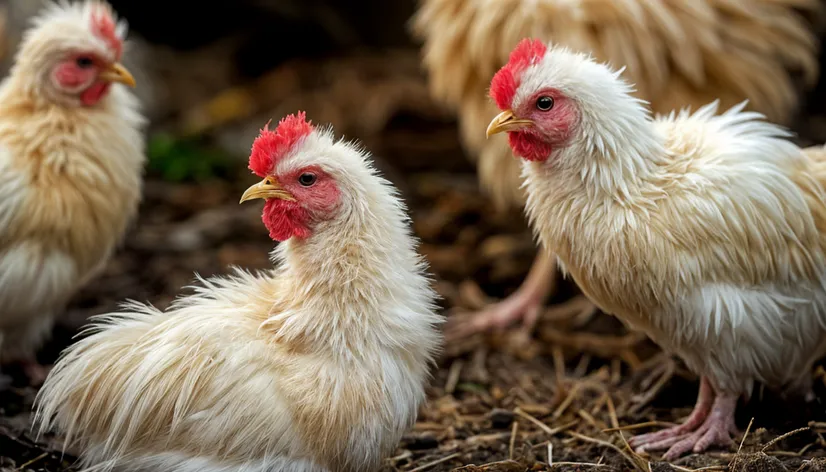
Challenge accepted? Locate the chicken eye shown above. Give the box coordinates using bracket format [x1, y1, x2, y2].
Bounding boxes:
[75, 56, 94, 68]
[536, 96, 554, 111]
[298, 173, 317, 187]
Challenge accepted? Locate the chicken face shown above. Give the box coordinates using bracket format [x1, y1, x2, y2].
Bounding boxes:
[20, 1, 135, 107]
[487, 87, 580, 163]
[240, 112, 343, 242]
[486, 38, 583, 163]
[52, 53, 134, 105]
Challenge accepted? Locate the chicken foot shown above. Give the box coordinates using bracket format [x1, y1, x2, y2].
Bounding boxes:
[444, 251, 556, 341]
[630, 377, 738, 460]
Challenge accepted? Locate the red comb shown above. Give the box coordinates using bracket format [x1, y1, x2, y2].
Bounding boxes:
[249, 112, 315, 177]
[490, 38, 548, 110]
[91, 6, 122, 60]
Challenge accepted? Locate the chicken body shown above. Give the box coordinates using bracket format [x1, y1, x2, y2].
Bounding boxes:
[412, 0, 824, 339]
[35, 113, 443, 472]
[0, 1, 144, 377]
[487, 40, 826, 459]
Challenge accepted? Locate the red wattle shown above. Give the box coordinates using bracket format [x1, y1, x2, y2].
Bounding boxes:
[508, 132, 554, 162]
[80, 82, 111, 106]
[262, 199, 311, 242]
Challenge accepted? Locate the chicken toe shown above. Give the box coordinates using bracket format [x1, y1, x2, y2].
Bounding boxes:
[444, 252, 555, 341]
[661, 394, 737, 460]
[630, 377, 714, 450]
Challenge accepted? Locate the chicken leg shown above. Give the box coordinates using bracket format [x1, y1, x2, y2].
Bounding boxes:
[629, 377, 738, 460]
[444, 251, 556, 341]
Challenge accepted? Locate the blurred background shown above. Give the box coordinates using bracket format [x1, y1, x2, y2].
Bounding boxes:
[2, 0, 826, 470]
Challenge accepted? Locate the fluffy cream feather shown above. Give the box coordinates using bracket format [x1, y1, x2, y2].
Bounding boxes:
[34, 126, 443, 472]
[0, 0, 145, 365]
[412, 0, 823, 209]
[516, 44, 826, 400]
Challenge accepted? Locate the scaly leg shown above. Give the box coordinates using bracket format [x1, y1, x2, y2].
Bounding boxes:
[629, 377, 714, 449]
[444, 252, 556, 341]
[630, 378, 738, 460]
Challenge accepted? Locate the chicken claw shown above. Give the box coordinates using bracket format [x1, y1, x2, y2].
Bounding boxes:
[444, 252, 555, 341]
[631, 378, 738, 460]
[629, 377, 714, 448]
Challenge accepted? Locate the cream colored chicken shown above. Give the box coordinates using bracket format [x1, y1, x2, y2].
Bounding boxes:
[412, 0, 823, 339]
[0, 0, 143, 383]
[34, 112, 443, 472]
[486, 38, 826, 460]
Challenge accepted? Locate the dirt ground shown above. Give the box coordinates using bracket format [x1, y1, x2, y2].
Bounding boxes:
[4, 52, 826, 472]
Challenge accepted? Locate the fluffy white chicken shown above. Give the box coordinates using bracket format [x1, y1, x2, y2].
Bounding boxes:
[0, 0, 143, 383]
[34, 112, 443, 472]
[412, 0, 824, 340]
[486, 38, 826, 460]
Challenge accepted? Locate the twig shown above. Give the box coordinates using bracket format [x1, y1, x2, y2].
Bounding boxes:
[408, 452, 462, 472]
[514, 407, 576, 437]
[615, 430, 650, 471]
[17, 452, 48, 471]
[670, 465, 727, 472]
[550, 462, 612, 469]
[509, 421, 519, 460]
[465, 432, 512, 444]
[738, 417, 754, 453]
[628, 360, 675, 414]
[610, 358, 622, 385]
[603, 421, 675, 433]
[567, 431, 646, 471]
[553, 383, 581, 419]
[574, 354, 591, 378]
[553, 345, 566, 385]
[797, 441, 816, 456]
[605, 394, 620, 430]
[578, 409, 603, 429]
[591, 392, 608, 417]
[445, 359, 463, 395]
[388, 450, 412, 463]
[539, 328, 645, 360]
[762, 426, 810, 452]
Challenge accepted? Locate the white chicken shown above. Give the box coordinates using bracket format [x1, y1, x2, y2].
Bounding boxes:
[0, 0, 143, 383]
[486, 38, 826, 460]
[412, 0, 824, 340]
[34, 112, 443, 472]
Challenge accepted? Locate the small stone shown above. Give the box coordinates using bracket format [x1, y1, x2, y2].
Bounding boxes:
[400, 433, 438, 450]
[489, 408, 515, 429]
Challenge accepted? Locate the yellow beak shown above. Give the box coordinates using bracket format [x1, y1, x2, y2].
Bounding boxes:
[99, 62, 136, 88]
[486, 110, 534, 138]
[239, 177, 296, 203]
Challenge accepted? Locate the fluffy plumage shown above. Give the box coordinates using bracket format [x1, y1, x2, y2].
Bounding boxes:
[34, 115, 443, 472]
[0, 0, 144, 374]
[489, 40, 826, 459]
[412, 0, 823, 339]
